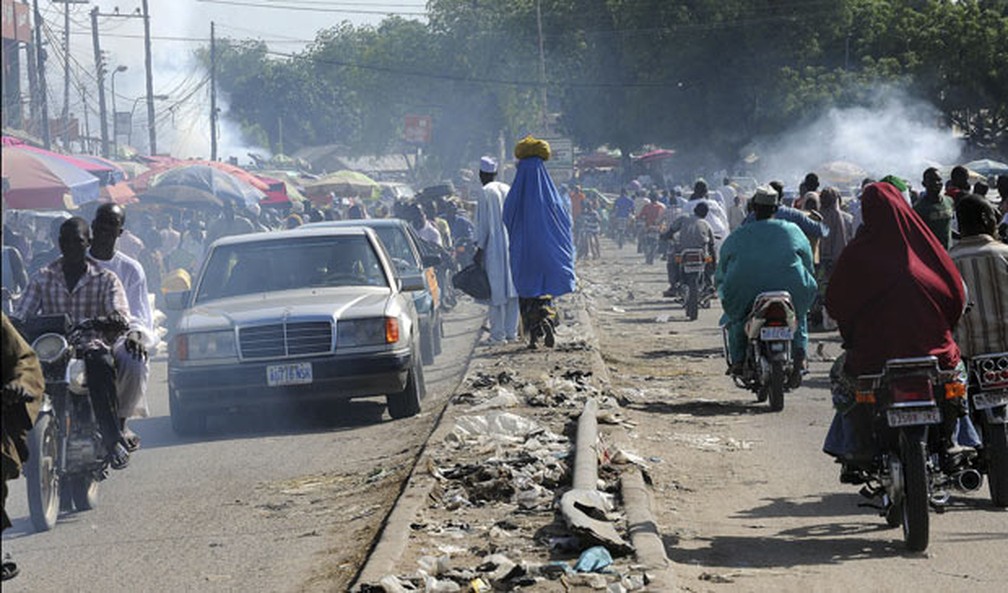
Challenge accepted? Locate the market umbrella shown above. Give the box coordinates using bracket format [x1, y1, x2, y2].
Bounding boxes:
[635, 149, 676, 163]
[72, 154, 127, 184]
[816, 161, 868, 186]
[303, 170, 379, 204]
[1, 146, 100, 209]
[143, 164, 265, 209]
[112, 160, 150, 180]
[963, 159, 1008, 177]
[15, 145, 119, 187]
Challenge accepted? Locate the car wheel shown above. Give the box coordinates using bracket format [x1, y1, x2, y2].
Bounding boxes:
[387, 355, 425, 419]
[170, 388, 207, 435]
[433, 313, 443, 356]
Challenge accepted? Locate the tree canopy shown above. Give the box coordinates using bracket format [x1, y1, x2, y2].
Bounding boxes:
[199, 0, 1008, 179]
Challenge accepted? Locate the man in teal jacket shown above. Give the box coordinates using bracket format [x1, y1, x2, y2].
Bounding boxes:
[716, 186, 818, 377]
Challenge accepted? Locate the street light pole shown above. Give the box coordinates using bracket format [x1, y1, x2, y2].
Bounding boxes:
[110, 65, 128, 155]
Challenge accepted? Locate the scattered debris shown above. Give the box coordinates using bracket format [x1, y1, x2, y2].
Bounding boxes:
[574, 546, 614, 573]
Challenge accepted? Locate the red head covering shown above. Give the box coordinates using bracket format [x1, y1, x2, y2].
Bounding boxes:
[825, 182, 965, 375]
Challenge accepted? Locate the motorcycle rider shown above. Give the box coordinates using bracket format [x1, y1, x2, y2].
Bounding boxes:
[636, 192, 666, 264]
[823, 182, 970, 479]
[14, 217, 136, 470]
[89, 204, 156, 452]
[948, 194, 1008, 358]
[662, 201, 716, 298]
[2, 313, 44, 581]
[716, 186, 818, 382]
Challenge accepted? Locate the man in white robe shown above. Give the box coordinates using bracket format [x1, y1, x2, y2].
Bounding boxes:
[90, 205, 159, 450]
[474, 157, 519, 343]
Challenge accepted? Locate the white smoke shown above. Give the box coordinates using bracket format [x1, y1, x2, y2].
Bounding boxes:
[747, 85, 963, 190]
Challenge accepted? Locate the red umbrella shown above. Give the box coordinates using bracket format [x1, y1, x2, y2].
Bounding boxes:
[2, 146, 100, 209]
[16, 145, 119, 186]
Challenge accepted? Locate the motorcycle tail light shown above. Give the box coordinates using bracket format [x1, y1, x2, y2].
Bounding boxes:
[855, 390, 876, 404]
[890, 376, 934, 404]
[764, 302, 788, 327]
[944, 382, 966, 400]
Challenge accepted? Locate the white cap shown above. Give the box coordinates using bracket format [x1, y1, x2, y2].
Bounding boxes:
[479, 156, 498, 174]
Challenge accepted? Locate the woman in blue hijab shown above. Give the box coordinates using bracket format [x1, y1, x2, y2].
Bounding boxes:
[503, 135, 577, 348]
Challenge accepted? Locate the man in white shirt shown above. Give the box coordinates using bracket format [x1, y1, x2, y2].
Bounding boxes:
[90, 204, 159, 451]
[474, 156, 519, 343]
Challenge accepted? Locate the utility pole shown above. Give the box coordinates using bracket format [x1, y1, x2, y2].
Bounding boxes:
[32, 0, 51, 148]
[535, 0, 548, 132]
[141, 0, 157, 154]
[210, 21, 218, 161]
[79, 84, 91, 154]
[90, 7, 109, 157]
[53, 1, 90, 151]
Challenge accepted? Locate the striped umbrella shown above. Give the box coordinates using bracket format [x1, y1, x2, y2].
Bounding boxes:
[1, 146, 100, 209]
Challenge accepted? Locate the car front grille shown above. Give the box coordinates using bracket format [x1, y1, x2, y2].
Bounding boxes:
[239, 321, 333, 359]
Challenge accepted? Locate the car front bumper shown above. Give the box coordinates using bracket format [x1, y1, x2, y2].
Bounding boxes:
[168, 350, 412, 411]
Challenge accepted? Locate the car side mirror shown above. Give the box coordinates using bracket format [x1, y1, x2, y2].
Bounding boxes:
[164, 290, 191, 310]
[399, 273, 426, 292]
[421, 254, 442, 267]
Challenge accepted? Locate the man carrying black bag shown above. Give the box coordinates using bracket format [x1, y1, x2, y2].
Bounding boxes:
[473, 156, 519, 344]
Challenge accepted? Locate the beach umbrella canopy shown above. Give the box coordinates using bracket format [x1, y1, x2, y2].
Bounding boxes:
[303, 170, 379, 203]
[72, 154, 127, 184]
[112, 160, 150, 180]
[963, 159, 1008, 177]
[2, 146, 100, 209]
[144, 164, 265, 209]
[14, 145, 119, 187]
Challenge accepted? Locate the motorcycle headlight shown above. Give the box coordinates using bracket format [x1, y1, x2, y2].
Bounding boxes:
[175, 330, 237, 361]
[339, 317, 399, 348]
[32, 333, 69, 363]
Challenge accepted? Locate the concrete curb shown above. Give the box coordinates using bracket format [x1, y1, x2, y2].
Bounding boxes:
[576, 295, 676, 591]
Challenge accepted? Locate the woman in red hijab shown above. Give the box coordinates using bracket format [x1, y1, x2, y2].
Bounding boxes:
[823, 181, 972, 465]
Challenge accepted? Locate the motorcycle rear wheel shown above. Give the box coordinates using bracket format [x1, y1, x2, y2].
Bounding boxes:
[985, 421, 1008, 507]
[899, 431, 930, 552]
[768, 361, 785, 412]
[69, 475, 99, 512]
[686, 277, 699, 321]
[25, 413, 60, 531]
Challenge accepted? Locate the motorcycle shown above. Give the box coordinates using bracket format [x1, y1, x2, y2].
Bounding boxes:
[725, 291, 798, 411]
[22, 314, 123, 532]
[964, 351, 1008, 507]
[849, 356, 964, 552]
[673, 249, 714, 320]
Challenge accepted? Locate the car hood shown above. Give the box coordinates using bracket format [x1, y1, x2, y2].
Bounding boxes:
[179, 288, 393, 332]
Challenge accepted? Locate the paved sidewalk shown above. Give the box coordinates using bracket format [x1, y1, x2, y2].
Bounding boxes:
[353, 293, 672, 592]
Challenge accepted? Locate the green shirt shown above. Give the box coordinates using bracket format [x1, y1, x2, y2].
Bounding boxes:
[913, 194, 955, 249]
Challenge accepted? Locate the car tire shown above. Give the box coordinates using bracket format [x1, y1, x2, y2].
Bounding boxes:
[387, 356, 425, 420]
[170, 388, 207, 435]
[433, 313, 443, 356]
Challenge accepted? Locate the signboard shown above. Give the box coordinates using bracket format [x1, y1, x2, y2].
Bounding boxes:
[403, 114, 432, 144]
[114, 112, 132, 137]
[1, 0, 31, 42]
[49, 117, 80, 141]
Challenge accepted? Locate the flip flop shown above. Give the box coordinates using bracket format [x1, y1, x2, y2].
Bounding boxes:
[2, 555, 19, 581]
[122, 430, 141, 453]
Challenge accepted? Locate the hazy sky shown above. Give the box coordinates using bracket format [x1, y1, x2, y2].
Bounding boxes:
[36, 0, 427, 157]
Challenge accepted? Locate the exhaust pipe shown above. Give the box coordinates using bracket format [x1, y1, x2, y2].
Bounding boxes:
[953, 469, 983, 492]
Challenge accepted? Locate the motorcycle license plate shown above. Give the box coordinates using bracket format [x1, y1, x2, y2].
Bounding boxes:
[683, 264, 704, 273]
[266, 362, 313, 387]
[886, 407, 940, 427]
[974, 389, 1008, 410]
[760, 327, 792, 341]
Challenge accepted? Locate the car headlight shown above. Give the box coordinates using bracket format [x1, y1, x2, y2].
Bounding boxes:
[174, 330, 236, 361]
[339, 317, 400, 347]
[32, 333, 69, 363]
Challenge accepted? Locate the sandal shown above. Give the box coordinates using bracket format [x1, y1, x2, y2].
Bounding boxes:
[123, 429, 141, 453]
[108, 442, 130, 470]
[2, 553, 19, 581]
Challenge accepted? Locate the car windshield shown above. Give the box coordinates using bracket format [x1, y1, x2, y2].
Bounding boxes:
[373, 226, 421, 273]
[195, 235, 388, 303]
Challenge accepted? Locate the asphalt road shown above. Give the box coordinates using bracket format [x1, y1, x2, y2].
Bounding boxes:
[3, 302, 485, 593]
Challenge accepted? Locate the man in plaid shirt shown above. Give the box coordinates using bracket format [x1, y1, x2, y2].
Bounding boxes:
[15, 217, 134, 470]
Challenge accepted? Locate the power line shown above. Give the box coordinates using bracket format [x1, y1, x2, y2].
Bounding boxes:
[195, 0, 426, 16]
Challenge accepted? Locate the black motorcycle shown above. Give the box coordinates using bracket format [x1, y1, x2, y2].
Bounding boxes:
[673, 248, 714, 320]
[964, 351, 1008, 507]
[22, 315, 124, 532]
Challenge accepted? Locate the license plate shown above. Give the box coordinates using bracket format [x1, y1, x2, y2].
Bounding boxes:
[760, 327, 792, 341]
[974, 390, 1008, 410]
[887, 407, 940, 427]
[683, 264, 704, 273]
[266, 362, 313, 387]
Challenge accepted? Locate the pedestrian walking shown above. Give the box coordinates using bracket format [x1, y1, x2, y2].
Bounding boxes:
[474, 156, 519, 344]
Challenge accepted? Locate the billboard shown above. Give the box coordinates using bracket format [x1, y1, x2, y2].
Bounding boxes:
[403, 114, 432, 144]
[2, 0, 31, 42]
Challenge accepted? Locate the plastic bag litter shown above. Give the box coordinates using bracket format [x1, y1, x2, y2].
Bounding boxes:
[573, 546, 613, 573]
[470, 387, 520, 411]
[447, 412, 543, 444]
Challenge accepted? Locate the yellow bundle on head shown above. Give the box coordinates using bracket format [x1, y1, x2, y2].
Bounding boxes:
[514, 135, 551, 161]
